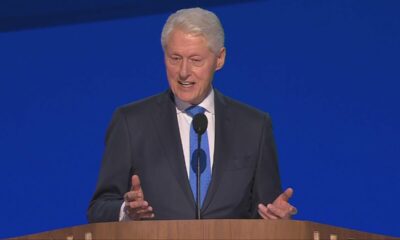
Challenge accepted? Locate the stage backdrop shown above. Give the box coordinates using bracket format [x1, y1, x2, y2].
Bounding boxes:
[1, 0, 399, 238]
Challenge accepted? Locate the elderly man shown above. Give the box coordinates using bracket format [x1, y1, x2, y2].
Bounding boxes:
[87, 7, 296, 222]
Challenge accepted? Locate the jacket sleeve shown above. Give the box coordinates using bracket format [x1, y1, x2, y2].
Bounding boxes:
[251, 113, 283, 218]
[87, 108, 133, 223]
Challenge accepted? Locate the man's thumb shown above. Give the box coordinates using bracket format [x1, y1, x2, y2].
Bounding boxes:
[131, 175, 142, 191]
[281, 187, 294, 201]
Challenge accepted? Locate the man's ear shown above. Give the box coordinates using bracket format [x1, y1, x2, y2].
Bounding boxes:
[215, 47, 226, 71]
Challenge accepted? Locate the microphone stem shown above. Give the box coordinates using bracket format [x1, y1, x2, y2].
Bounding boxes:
[196, 133, 201, 219]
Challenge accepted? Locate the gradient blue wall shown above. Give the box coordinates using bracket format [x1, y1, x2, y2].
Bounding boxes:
[1, 0, 399, 238]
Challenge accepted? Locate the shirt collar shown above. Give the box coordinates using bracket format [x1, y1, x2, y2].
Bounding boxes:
[175, 88, 215, 115]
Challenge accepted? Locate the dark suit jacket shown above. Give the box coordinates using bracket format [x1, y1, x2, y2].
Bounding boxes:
[87, 89, 282, 222]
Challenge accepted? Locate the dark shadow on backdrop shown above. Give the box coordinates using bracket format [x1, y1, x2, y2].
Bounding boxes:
[0, 0, 263, 32]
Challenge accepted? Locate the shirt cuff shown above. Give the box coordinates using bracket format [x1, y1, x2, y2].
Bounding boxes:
[119, 201, 132, 221]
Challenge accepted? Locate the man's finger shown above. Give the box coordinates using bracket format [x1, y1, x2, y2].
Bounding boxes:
[267, 203, 287, 219]
[124, 191, 143, 201]
[257, 204, 270, 219]
[129, 200, 149, 209]
[258, 209, 274, 219]
[138, 213, 155, 219]
[291, 206, 298, 215]
[127, 206, 155, 220]
[279, 187, 294, 202]
[131, 175, 142, 191]
[135, 206, 153, 215]
[258, 204, 278, 220]
[268, 202, 297, 219]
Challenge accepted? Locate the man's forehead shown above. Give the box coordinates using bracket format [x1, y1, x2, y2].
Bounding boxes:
[166, 31, 208, 48]
[165, 29, 211, 52]
[169, 28, 206, 41]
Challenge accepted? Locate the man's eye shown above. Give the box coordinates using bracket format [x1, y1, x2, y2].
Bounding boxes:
[169, 56, 181, 64]
[190, 58, 203, 66]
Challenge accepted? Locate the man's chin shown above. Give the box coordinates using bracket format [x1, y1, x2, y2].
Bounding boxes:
[176, 93, 202, 105]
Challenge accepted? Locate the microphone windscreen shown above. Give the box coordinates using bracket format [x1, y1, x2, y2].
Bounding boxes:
[193, 113, 208, 135]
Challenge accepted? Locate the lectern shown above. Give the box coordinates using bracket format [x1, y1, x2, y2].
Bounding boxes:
[10, 220, 399, 240]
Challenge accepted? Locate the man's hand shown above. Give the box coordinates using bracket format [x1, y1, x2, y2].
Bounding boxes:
[123, 175, 155, 220]
[258, 188, 297, 220]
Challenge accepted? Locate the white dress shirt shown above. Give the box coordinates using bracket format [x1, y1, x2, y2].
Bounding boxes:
[174, 89, 215, 176]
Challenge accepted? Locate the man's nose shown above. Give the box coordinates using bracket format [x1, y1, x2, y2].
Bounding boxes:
[179, 59, 191, 79]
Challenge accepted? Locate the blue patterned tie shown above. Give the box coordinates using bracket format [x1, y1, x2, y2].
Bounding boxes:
[186, 105, 211, 208]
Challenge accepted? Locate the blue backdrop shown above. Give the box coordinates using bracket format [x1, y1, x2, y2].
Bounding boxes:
[1, 0, 399, 238]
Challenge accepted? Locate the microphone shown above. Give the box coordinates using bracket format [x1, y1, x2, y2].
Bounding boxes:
[193, 113, 208, 135]
[192, 113, 208, 219]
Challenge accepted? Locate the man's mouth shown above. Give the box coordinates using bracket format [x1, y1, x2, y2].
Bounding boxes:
[178, 81, 195, 87]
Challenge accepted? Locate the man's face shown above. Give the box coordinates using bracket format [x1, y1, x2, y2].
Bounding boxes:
[164, 29, 225, 105]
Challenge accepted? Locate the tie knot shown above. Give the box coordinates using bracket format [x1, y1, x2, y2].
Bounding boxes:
[186, 105, 206, 117]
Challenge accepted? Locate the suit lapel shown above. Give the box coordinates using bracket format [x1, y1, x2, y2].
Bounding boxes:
[202, 90, 234, 212]
[151, 90, 195, 206]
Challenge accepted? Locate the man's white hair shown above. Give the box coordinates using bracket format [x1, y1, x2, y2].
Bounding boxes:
[161, 7, 225, 54]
